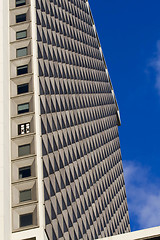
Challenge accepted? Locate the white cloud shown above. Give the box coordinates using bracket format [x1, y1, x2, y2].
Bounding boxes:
[150, 40, 160, 94]
[123, 160, 160, 230]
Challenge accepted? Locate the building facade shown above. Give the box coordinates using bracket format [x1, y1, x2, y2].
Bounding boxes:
[100, 226, 160, 240]
[0, 0, 130, 240]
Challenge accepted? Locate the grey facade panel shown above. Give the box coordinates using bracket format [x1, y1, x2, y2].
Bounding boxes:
[36, 0, 130, 239]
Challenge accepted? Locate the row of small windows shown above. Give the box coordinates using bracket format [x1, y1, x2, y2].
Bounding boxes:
[13, 0, 34, 230]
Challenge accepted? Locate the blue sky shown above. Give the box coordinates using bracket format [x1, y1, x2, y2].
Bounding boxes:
[89, 0, 160, 232]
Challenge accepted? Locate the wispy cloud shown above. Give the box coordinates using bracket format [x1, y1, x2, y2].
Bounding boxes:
[150, 40, 160, 94]
[123, 160, 160, 230]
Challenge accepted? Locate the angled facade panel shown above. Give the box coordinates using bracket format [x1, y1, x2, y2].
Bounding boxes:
[36, 0, 130, 239]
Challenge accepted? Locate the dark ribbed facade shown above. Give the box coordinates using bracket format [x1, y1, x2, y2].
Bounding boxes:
[36, 0, 130, 239]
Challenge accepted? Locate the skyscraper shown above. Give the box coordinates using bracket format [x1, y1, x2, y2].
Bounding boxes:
[0, 0, 130, 240]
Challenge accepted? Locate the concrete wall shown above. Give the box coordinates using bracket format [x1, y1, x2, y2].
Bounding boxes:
[0, 0, 11, 239]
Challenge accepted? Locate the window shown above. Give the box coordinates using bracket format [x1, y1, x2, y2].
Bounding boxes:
[16, 13, 26, 23]
[20, 213, 33, 227]
[18, 103, 29, 114]
[17, 65, 28, 75]
[18, 122, 30, 135]
[16, 30, 27, 40]
[16, 0, 26, 7]
[18, 144, 30, 157]
[19, 166, 31, 179]
[20, 189, 31, 202]
[17, 83, 29, 94]
[17, 47, 27, 58]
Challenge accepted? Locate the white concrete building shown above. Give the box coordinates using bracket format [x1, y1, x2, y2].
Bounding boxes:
[99, 226, 160, 240]
[0, 0, 130, 240]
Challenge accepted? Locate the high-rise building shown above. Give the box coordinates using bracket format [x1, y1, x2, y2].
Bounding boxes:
[0, 0, 130, 240]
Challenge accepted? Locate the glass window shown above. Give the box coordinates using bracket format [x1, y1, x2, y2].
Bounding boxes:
[16, 13, 26, 23]
[17, 47, 27, 58]
[16, 30, 27, 40]
[17, 83, 29, 94]
[18, 122, 30, 135]
[20, 189, 31, 202]
[17, 65, 28, 75]
[19, 166, 31, 179]
[18, 144, 30, 157]
[20, 213, 33, 227]
[16, 0, 26, 7]
[18, 103, 29, 114]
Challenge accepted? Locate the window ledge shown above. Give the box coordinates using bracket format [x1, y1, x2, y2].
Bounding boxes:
[11, 153, 36, 162]
[11, 132, 35, 140]
[12, 200, 38, 209]
[12, 176, 37, 184]
[10, 4, 31, 11]
[11, 91, 34, 99]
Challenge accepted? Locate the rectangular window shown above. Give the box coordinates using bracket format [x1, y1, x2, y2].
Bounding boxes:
[17, 83, 29, 94]
[18, 103, 29, 114]
[19, 166, 31, 179]
[18, 144, 30, 157]
[17, 65, 28, 75]
[20, 213, 33, 227]
[17, 47, 27, 58]
[16, 13, 26, 23]
[18, 122, 30, 135]
[16, 30, 27, 40]
[16, 0, 26, 7]
[20, 189, 31, 202]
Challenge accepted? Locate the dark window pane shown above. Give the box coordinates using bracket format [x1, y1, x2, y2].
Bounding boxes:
[18, 122, 30, 135]
[20, 213, 33, 227]
[17, 83, 29, 94]
[16, 0, 26, 7]
[17, 47, 27, 58]
[19, 166, 31, 179]
[16, 14, 26, 23]
[18, 144, 30, 157]
[18, 103, 29, 114]
[16, 30, 27, 40]
[20, 189, 31, 202]
[17, 65, 28, 75]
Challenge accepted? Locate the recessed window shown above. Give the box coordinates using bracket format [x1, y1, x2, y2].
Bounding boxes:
[19, 166, 31, 179]
[16, 30, 27, 40]
[20, 213, 33, 227]
[17, 65, 28, 75]
[18, 103, 29, 114]
[16, 0, 26, 7]
[17, 47, 28, 58]
[18, 122, 30, 135]
[17, 83, 29, 94]
[20, 189, 31, 202]
[16, 13, 26, 23]
[18, 144, 30, 157]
